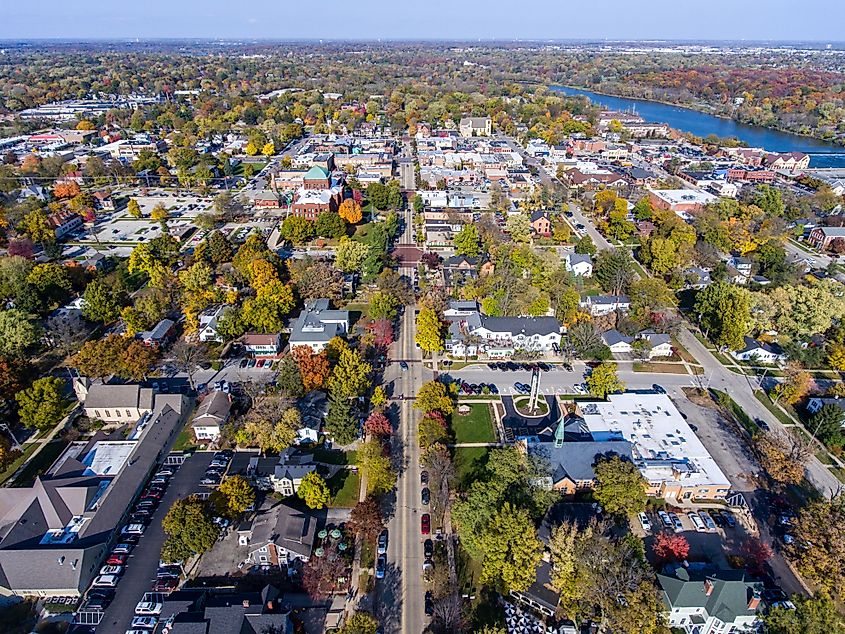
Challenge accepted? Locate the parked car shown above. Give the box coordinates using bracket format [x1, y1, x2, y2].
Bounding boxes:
[122, 524, 145, 535]
[669, 513, 684, 533]
[657, 510, 673, 528]
[421, 514, 431, 535]
[152, 577, 179, 593]
[721, 511, 737, 527]
[699, 511, 717, 531]
[637, 512, 652, 532]
[420, 471, 429, 486]
[688, 512, 706, 532]
[377, 530, 388, 555]
[424, 591, 434, 616]
[375, 553, 387, 579]
[92, 575, 119, 588]
[99, 565, 123, 576]
[130, 616, 158, 629]
[488, 383, 499, 394]
[106, 554, 127, 565]
[135, 601, 163, 616]
[421, 488, 430, 506]
[424, 539, 434, 559]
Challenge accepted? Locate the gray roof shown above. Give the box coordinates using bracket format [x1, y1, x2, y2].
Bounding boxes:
[477, 315, 562, 337]
[249, 503, 316, 560]
[192, 391, 231, 428]
[535, 440, 634, 484]
[584, 294, 630, 305]
[658, 568, 762, 624]
[602, 329, 633, 347]
[640, 330, 671, 347]
[566, 253, 592, 267]
[289, 299, 348, 346]
[83, 384, 155, 412]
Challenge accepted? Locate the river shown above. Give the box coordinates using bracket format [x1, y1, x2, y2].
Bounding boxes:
[551, 85, 845, 169]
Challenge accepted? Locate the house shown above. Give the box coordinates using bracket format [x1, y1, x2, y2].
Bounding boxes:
[579, 295, 631, 316]
[446, 311, 562, 358]
[601, 330, 634, 354]
[198, 305, 230, 343]
[529, 211, 551, 237]
[731, 337, 786, 364]
[806, 396, 845, 415]
[762, 151, 810, 172]
[139, 319, 175, 348]
[48, 211, 84, 239]
[808, 226, 845, 251]
[727, 255, 753, 284]
[639, 330, 673, 358]
[684, 267, 712, 289]
[297, 391, 328, 445]
[191, 390, 231, 442]
[91, 191, 114, 211]
[243, 333, 281, 357]
[252, 190, 281, 209]
[270, 448, 317, 496]
[288, 299, 349, 353]
[658, 567, 763, 634]
[243, 503, 317, 566]
[459, 117, 492, 138]
[564, 253, 593, 277]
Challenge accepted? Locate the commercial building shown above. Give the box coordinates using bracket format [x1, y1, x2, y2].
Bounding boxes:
[647, 188, 717, 218]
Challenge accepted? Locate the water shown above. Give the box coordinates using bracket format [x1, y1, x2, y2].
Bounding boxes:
[551, 85, 845, 169]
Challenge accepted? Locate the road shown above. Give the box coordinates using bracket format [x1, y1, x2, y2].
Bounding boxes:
[374, 199, 429, 633]
[784, 238, 831, 270]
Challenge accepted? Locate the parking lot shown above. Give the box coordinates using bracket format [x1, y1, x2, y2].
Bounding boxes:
[95, 452, 214, 634]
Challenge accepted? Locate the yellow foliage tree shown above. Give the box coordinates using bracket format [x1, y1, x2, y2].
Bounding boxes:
[338, 199, 363, 225]
[261, 142, 276, 157]
[244, 142, 258, 156]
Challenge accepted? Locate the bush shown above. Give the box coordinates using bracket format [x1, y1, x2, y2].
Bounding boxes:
[211, 360, 223, 371]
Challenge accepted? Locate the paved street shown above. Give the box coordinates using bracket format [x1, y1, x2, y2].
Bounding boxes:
[97, 452, 214, 634]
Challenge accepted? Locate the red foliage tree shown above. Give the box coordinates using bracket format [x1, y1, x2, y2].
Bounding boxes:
[423, 410, 447, 429]
[829, 237, 845, 255]
[364, 411, 392, 437]
[348, 497, 384, 541]
[292, 346, 331, 392]
[421, 252, 441, 269]
[740, 537, 772, 573]
[7, 239, 34, 259]
[368, 318, 394, 348]
[301, 539, 349, 599]
[652, 531, 690, 562]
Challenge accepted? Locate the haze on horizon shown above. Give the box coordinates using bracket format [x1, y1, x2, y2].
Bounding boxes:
[1, 0, 844, 42]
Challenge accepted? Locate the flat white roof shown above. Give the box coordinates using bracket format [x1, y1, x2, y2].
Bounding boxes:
[81, 441, 136, 476]
[650, 188, 717, 206]
[579, 393, 730, 490]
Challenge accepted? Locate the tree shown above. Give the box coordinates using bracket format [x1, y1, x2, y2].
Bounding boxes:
[415, 306, 444, 353]
[303, 537, 349, 600]
[826, 343, 845, 372]
[171, 340, 209, 391]
[293, 347, 331, 391]
[339, 611, 378, 634]
[771, 365, 812, 406]
[575, 235, 596, 255]
[127, 198, 142, 218]
[367, 319, 395, 348]
[71, 334, 158, 381]
[652, 532, 690, 562]
[358, 439, 396, 495]
[477, 502, 543, 593]
[694, 282, 750, 350]
[788, 495, 845, 590]
[161, 496, 218, 562]
[364, 411, 392, 437]
[586, 362, 625, 399]
[21, 209, 55, 245]
[629, 277, 677, 324]
[0, 434, 20, 472]
[369, 291, 399, 320]
[593, 455, 646, 516]
[280, 215, 315, 245]
[261, 141, 275, 157]
[325, 392, 358, 445]
[82, 280, 122, 324]
[335, 237, 371, 273]
[129, 243, 172, 287]
[756, 432, 811, 485]
[414, 380, 454, 415]
[315, 211, 347, 238]
[0, 309, 41, 358]
[594, 249, 635, 295]
[371, 385, 387, 409]
[741, 536, 773, 573]
[297, 472, 331, 509]
[16, 377, 68, 430]
[810, 404, 845, 448]
[764, 592, 845, 634]
[288, 258, 344, 302]
[419, 413, 448, 450]
[453, 224, 481, 258]
[338, 199, 363, 224]
[241, 280, 295, 332]
[505, 214, 532, 243]
[150, 203, 170, 223]
[328, 347, 372, 400]
[213, 475, 256, 518]
[348, 497, 384, 541]
[275, 356, 305, 399]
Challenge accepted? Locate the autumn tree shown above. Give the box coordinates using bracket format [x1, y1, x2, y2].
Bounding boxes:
[652, 532, 690, 562]
[358, 439, 395, 495]
[477, 502, 543, 593]
[127, 198, 142, 218]
[363, 411, 392, 437]
[348, 497, 385, 541]
[161, 496, 218, 562]
[788, 495, 845, 591]
[297, 472, 331, 509]
[764, 592, 845, 633]
[212, 475, 256, 518]
[171, 340, 209, 391]
[293, 346, 331, 391]
[16, 377, 68, 430]
[593, 455, 647, 516]
[586, 362, 625, 399]
[328, 347, 372, 400]
[338, 199, 363, 224]
[415, 306, 444, 353]
[771, 364, 812, 405]
[756, 431, 811, 485]
[414, 380, 454, 415]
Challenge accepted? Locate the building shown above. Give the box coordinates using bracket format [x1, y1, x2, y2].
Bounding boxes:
[139, 319, 175, 348]
[731, 337, 786, 364]
[647, 189, 717, 218]
[446, 310, 562, 358]
[0, 395, 187, 596]
[579, 294, 631, 316]
[302, 165, 331, 189]
[808, 226, 845, 250]
[290, 187, 343, 220]
[459, 117, 492, 138]
[242, 333, 281, 357]
[48, 211, 83, 240]
[762, 151, 810, 172]
[564, 253, 593, 277]
[198, 305, 231, 343]
[191, 390, 231, 442]
[658, 567, 763, 634]
[601, 329, 634, 354]
[75, 381, 155, 425]
[806, 396, 845, 415]
[270, 448, 317, 496]
[529, 211, 552, 237]
[288, 299, 349, 353]
[242, 503, 317, 567]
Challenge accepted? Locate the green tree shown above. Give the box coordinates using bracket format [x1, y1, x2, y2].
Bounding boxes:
[213, 475, 256, 518]
[505, 214, 532, 243]
[369, 291, 399, 320]
[280, 215, 316, 245]
[415, 306, 444, 353]
[297, 472, 331, 509]
[82, 280, 122, 324]
[21, 209, 55, 245]
[328, 347, 372, 400]
[454, 224, 481, 258]
[594, 249, 635, 295]
[335, 237, 372, 273]
[593, 455, 647, 516]
[477, 502, 543, 592]
[161, 496, 218, 562]
[315, 211, 347, 238]
[694, 281, 750, 350]
[764, 592, 844, 634]
[788, 495, 845, 591]
[358, 439, 396, 495]
[241, 280, 295, 333]
[414, 380, 454, 415]
[575, 235, 596, 255]
[0, 309, 41, 357]
[810, 404, 845, 448]
[586, 362, 625, 399]
[325, 392, 358, 445]
[128, 243, 172, 287]
[339, 612, 379, 634]
[16, 377, 68, 430]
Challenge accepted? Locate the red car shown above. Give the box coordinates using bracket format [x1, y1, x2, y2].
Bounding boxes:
[421, 514, 430, 535]
[106, 554, 128, 566]
[153, 576, 179, 593]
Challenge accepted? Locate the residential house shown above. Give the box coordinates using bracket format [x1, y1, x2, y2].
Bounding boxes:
[806, 396, 845, 415]
[297, 391, 328, 445]
[91, 191, 115, 211]
[191, 390, 231, 442]
[727, 255, 753, 285]
[684, 267, 712, 289]
[288, 299, 349, 353]
[198, 305, 230, 343]
[579, 295, 631, 316]
[808, 226, 845, 251]
[658, 567, 763, 634]
[639, 330, 673, 358]
[243, 503, 317, 566]
[564, 253, 593, 277]
[601, 329, 634, 354]
[270, 448, 317, 497]
[243, 333, 282, 357]
[731, 337, 786, 364]
[139, 319, 175, 348]
[529, 211, 552, 237]
[446, 311, 562, 358]
[48, 211, 84, 239]
[459, 117, 492, 138]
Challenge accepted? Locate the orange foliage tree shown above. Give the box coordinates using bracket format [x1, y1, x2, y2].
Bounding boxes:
[338, 199, 363, 224]
[292, 346, 331, 391]
[53, 181, 81, 199]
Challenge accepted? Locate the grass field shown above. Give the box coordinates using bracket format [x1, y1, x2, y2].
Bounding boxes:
[451, 404, 495, 444]
[0, 443, 38, 485]
[454, 446, 490, 490]
[633, 362, 689, 374]
[327, 470, 360, 508]
[172, 427, 198, 452]
[753, 391, 795, 427]
[313, 447, 357, 465]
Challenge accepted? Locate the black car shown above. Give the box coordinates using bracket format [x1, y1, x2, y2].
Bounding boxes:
[488, 383, 499, 394]
[652, 384, 666, 394]
[421, 487, 430, 505]
[424, 539, 434, 559]
[424, 591, 434, 616]
[420, 471, 429, 486]
[563, 362, 574, 372]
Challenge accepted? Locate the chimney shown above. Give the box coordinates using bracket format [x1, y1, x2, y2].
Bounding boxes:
[704, 579, 714, 596]
[266, 600, 274, 612]
[748, 591, 761, 610]
[242, 599, 250, 609]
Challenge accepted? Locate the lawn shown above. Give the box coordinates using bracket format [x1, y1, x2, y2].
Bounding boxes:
[12, 440, 69, 487]
[633, 362, 689, 374]
[753, 391, 795, 427]
[0, 443, 38, 485]
[670, 337, 698, 364]
[172, 427, 198, 452]
[451, 404, 495, 444]
[327, 470, 360, 508]
[313, 447, 357, 465]
[710, 389, 759, 438]
[454, 447, 490, 490]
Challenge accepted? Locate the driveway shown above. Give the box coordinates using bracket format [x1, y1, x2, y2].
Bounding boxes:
[96, 452, 214, 634]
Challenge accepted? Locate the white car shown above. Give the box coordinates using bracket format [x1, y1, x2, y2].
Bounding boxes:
[92, 574, 119, 587]
[122, 524, 145, 535]
[135, 601, 163, 615]
[131, 616, 158, 629]
[99, 565, 123, 576]
[688, 512, 707, 532]
[637, 512, 652, 532]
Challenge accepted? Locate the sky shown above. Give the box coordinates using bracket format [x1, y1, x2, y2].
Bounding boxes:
[1, 0, 844, 41]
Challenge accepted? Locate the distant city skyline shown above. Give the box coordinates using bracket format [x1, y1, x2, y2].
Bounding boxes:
[1, 0, 844, 42]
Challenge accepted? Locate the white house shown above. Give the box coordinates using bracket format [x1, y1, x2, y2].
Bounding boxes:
[446, 311, 562, 358]
[270, 448, 317, 497]
[601, 329, 633, 354]
[579, 295, 631, 316]
[564, 253, 593, 277]
[242, 503, 316, 567]
[288, 299, 349, 353]
[640, 331, 673, 358]
[243, 333, 282, 356]
[731, 337, 786, 364]
[198, 305, 231, 343]
[191, 390, 231, 442]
